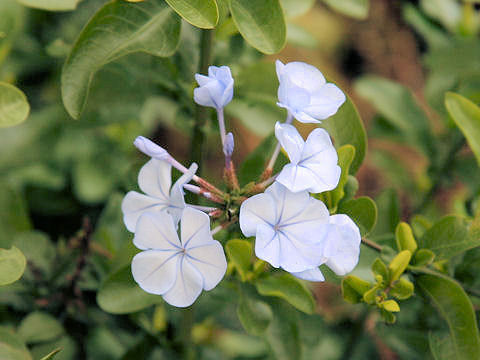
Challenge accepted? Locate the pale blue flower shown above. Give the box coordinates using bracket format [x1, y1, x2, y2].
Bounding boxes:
[291, 214, 361, 281]
[121, 159, 197, 232]
[275, 122, 341, 193]
[223, 132, 234, 157]
[131, 207, 227, 307]
[239, 182, 330, 273]
[194, 66, 234, 109]
[276, 60, 346, 123]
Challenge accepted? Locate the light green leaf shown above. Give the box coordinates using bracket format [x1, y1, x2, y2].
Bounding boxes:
[165, 0, 218, 28]
[229, 0, 286, 54]
[16, 0, 79, 11]
[321, 0, 370, 20]
[0, 327, 32, 360]
[237, 286, 272, 336]
[320, 94, 366, 174]
[388, 250, 411, 283]
[255, 273, 315, 314]
[341, 275, 371, 303]
[280, 0, 315, 18]
[0, 0, 24, 64]
[39, 348, 61, 360]
[286, 23, 318, 49]
[413, 248, 435, 266]
[73, 160, 116, 204]
[338, 196, 377, 237]
[395, 222, 418, 254]
[429, 333, 456, 360]
[18, 312, 64, 344]
[228, 99, 283, 137]
[0, 82, 30, 128]
[390, 277, 414, 300]
[418, 273, 480, 359]
[355, 76, 433, 155]
[445, 92, 480, 166]
[0, 182, 31, 249]
[418, 216, 480, 260]
[371, 258, 389, 282]
[225, 239, 252, 281]
[0, 246, 26, 286]
[61, 0, 181, 118]
[97, 265, 163, 314]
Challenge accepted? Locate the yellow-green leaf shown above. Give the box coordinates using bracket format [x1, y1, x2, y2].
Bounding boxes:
[395, 222, 418, 253]
[225, 239, 252, 281]
[0, 82, 30, 128]
[165, 0, 218, 29]
[388, 250, 411, 283]
[0, 246, 26, 286]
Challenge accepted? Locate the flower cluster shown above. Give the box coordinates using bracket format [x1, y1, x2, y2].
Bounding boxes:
[122, 61, 361, 307]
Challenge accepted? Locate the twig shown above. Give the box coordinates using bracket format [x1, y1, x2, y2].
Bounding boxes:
[362, 237, 382, 252]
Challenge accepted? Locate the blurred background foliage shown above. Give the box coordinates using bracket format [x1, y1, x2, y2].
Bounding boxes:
[1, 0, 480, 359]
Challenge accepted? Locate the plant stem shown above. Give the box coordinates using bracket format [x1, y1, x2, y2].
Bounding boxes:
[362, 237, 382, 252]
[189, 29, 214, 175]
[181, 306, 195, 360]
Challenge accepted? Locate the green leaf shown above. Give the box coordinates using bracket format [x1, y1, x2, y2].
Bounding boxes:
[18, 312, 64, 344]
[165, 0, 218, 29]
[0, 327, 32, 360]
[371, 189, 400, 240]
[321, 0, 370, 20]
[418, 216, 480, 261]
[73, 159, 116, 204]
[16, 0, 79, 11]
[371, 258, 389, 282]
[390, 277, 414, 300]
[97, 265, 163, 314]
[445, 92, 480, 166]
[355, 76, 433, 155]
[0, 182, 31, 249]
[338, 196, 377, 237]
[429, 333, 456, 360]
[286, 24, 318, 49]
[229, 0, 286, 54]
[0, 246, 26, 286]
[0, 0, 24, 65]
[341, 275, 371, 303]
[266, 300, 301, 360]
[237, 287, 273, 336]
[61, 0, 181, 119]
[388, 250, 411, 283]
[395, 222, 418, 254]
[320, 94, 366, 174]
[228, 99, 283, 137]
[280, 0, 315, 18]
[255, 273, 315, 314]
[418, 273, 480, 359]
[0, 82, 30, 128]
[414, 248, 435, 266]
[13, 231, 55, 274]
[225, 239, 252, 281]
[381, 299, 400, 312]
[39, 348, 61, 360]
[323, 145, 355, 210]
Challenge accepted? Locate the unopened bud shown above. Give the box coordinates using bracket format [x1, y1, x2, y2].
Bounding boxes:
[223, 132, 234, 157]
[134, 136, 169, 160]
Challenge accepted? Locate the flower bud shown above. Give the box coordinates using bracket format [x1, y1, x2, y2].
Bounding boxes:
[134, 136, 169, 160]
[223, 132, 234, 157]
[194, 66, 234, 109]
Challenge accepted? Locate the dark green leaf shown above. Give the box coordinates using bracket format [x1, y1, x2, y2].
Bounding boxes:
[320, 94, 366, 174]
[0, 82, 30, 128]
[418, 273, 480, 359]
[371, 189, 400, 241]
[229, 0, 286, 54]
[97, 265, 163, 314]
[255, 273, 315, 314]
[165, 0, 218, 29]
[237, 286, 272, 336]
[61, 0, 181, 118]
[18, 312, 64, 344]
[429, 333, 456, 360]
[266, 300, 301, 360]
[0, 246, 26, 286]
[338, 196, 377, 236]
[445, 92, 480, 166]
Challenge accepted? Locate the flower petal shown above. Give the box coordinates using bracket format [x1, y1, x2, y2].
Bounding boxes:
[324, 214, 361, 276]
[304, 83, 346, 119]
[162, 256, 204, 307]
[239, 192, 277, 237]
[169, 163, 198, 225]
[275, 122, 304, 164]
[181, 207, 212, 249]
[138, 159, 171, 199]
[195, 74, 211, 87]
[186, 241, 227, 290]
[276, 164, 321, 193]
[264, 182, 310, 224]
[281, 61, 326, 92]
[275, 59, 285, 79]
[133, 212, 181, 250]
[121, 191, 169, 232]
[131, 250, 179, 295]
[291, 267, 325, 282]
[194, 86, 216, 108]
[254, 223, 280, 268]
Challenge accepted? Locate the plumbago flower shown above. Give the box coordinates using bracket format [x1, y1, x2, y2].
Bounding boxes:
[275, 122, 341, 193]
[121, 159, 197, 232]
[276, 60, 346, 123]
[194, 65, 234, 110]
[131, 207, 227, 307]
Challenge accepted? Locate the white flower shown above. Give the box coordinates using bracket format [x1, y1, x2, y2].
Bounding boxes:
[121, 159, 197, 232]
[194, 66, 234, 109]
[239, 182, 330, 273]
[291, 214, 361, 281]
[275, 122, 341, 193]
[131, 207, 227, 308]
[276, 60, 346, 123]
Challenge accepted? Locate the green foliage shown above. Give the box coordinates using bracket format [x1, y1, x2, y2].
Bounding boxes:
[61, 0, 181, 118]
[15, 0, 79, 11]
[18, 312, 64, 344]
[395, 222, 418, 254]
[445, 92, 480, 166]
[237, 285, 272, 336]
[255, 273, 315, 314]
[225, 239, 252, 281]
[321, 0, 370, 20]
[97, 266, 163, 314]
[341, 275, 371, 303]
[280, 0, 315, 18]
[321, 94, 367, 174]
[0, 246, 26, 286]
[165, 0, 218, 29]
[418, 273, 480, 359]
[229, 0, 286, 54]
[0, 82, 29, 128]
[389, 250, 411, 283]
[0, 327, 32, 360]
[338, 196, 377, 236]
[39, 348, 61, 360]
